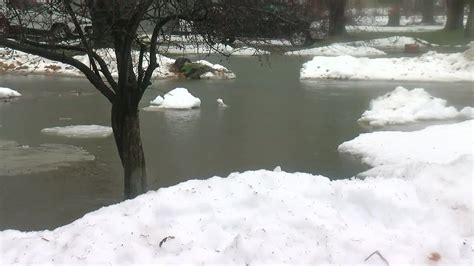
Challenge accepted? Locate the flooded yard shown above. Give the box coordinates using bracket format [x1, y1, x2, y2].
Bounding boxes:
[1, 55, 473, 230]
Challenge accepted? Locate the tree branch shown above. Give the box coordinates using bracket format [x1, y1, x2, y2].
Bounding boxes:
[0, 37, 115, 103]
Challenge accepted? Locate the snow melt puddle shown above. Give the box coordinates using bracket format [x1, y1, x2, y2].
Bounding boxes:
[1, 120, 472, 264]
[41, 125, 113, 138]
[0, 140, 94, 176]
[358, 86, 474, 127]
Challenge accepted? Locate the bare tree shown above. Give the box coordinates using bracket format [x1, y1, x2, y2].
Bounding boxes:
[325, 0, 347, 36]
[0, 0, 322, 199]
[445, 0, 466, 30]
[387, 0, 402, 26]
[422, 0, 435, 24]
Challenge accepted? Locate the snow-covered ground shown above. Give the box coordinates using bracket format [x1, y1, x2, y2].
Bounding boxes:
[41, 125, 113, 138]
[347, 36, 434, 48]
[347, 24, 444, 33]
[159, 44, 268, 56]
[0, 87, 21, 99]
[1, 116, 472, 264]
[286, 36, 434, 57]
[300, 49, 474, 81]
[351, 15, 447, 27]
[285, 43, 386, 57]
[145, 88, 201, 110]
[347, 15, 446, 32]
[0, 48, 235, 80]
[358, 86, 474, 127]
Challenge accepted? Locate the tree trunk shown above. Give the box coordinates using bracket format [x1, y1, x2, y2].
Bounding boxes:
[327, 0, 347, 36]
[387, 1, 401, 26]
[422, 0, 435, 24]
[466, 0, 474, 38]
[112, 102, 147, 199]
[445, 0, 466, 30]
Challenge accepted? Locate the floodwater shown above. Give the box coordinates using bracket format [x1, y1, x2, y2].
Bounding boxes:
[1, 55, 473, 231]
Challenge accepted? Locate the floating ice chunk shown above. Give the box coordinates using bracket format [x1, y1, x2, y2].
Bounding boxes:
[459, 106, 474, 119]
[148, 88, 201, 110]
[358, 86, 466, 127]
[217, 98, 228, 108]
[0, 87, 21, 98]
[0, 139, 94, 175]
[41, 125, 113, 138]
[150, 95, 164, 106]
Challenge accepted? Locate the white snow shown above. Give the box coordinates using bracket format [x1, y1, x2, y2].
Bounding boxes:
[160, 44, 269, 56]
[347, 24, 444, 33]
[0, 48, 235, 80]
[1, 119, 473, 264]
[300, 50, 474, 81]
[217, 98, 228, 108]
[194, 60, 236, 80]
[347, 36, 434, 48]
[0, 87, 21, 98]
[145, 88, 201, 110]
[150, 95, 164, 106]
[285, 43, 386, 57]
[40, 125, 113, 138]
[358, 86, 473, 127]
[338, 120, 473, 175]
[460, 107, 474, 119]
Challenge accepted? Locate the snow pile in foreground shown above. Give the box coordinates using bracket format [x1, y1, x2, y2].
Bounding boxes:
[358, 86, 474, 127]
[285, 43, 386, 57]
[347, 36, 434, 48]
[300, 50, 474, 81]
[0, 48, 235, 80]
[0, 87, 21, 98]
[146, 88, 201, 110]
[41, 125, 113, 138]
[1, 120, 473, 264]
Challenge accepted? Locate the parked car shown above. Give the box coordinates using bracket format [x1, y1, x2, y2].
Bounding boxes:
[0, 1, 92, 40]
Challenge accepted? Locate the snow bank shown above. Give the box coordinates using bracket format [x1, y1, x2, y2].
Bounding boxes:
[1, 121, 473, 264]
[347, 24, 444, 33]
[0, 87, 21, 98]
[358, 86, 473, 127]
[41, 125, 113, 138]
[194, 60, 236, 80]
[285, 43, 386, 57]
[338, 120, 473, 174]
[146, 88, 201, 110]
[160, 44, 268, 56]
[347, 36, 434, 48]
[300, 51, 474, 81]
[0, 48, 235, 80]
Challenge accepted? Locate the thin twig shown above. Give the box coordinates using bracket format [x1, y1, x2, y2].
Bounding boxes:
[364, 250, 389, 266]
